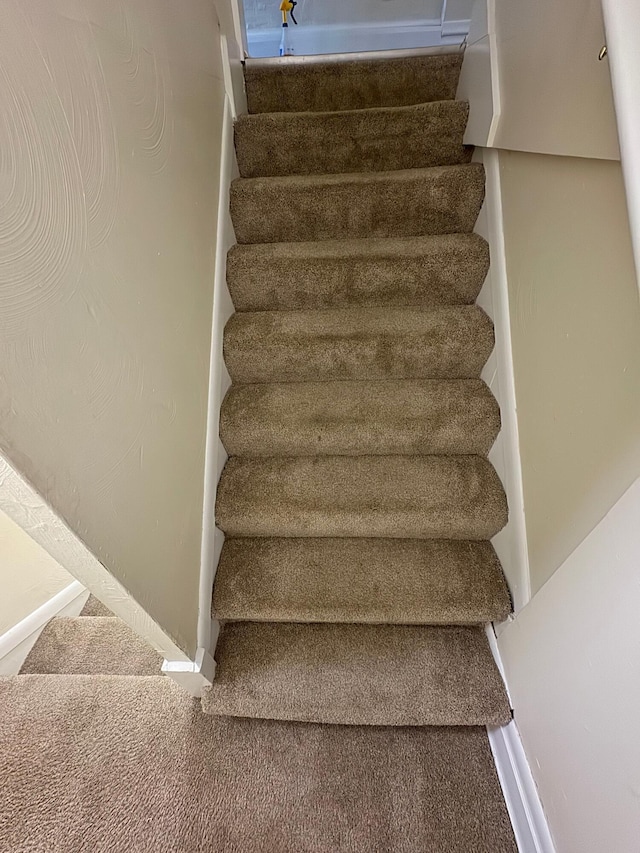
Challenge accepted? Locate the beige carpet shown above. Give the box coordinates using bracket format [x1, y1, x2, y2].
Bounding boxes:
[244, 53, 463, 113]
[235, 100, 471, 177]
[221, 379, 500, 456]
[203, 623, 511, 726]
[80, 595, 112, 617]
[224, 306, 494, 383]
[0, 675, 516, 852]
[216, 454, 507, 539]
[209, 52, 512, 726]
[213, 538, 510, 624]
[20, 616, 162, 675]
[230, 164, 485, 244]
[226, 233, 490, 312]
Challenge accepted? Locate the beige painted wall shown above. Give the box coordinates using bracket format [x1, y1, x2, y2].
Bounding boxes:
[0, 1, 226, 656]
[493, 0, 619, 160]
[0, 511, 73, 636]
[499, 150, 640, 593]
[498, 477, 640, 853]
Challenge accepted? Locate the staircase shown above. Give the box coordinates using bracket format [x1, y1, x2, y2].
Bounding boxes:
[0, 50, 519, 853]
[205, 51, 513, 730]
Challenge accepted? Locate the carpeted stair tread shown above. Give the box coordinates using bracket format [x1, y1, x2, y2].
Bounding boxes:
[227, 233, 490, 312]
[213, 538, 512, 624]
[235, 101, 471, 178]
[20, 617, 162, 676]
[220, 379, 500, 457]
[230, 164, 485, 244]
[244, 53, 464, 114]
[0, 676, 516, 852]
[224, 305, 493, 384]
[215, 455, 508, 539]
[80, 594, 112, 617]
[203, 622, 511, 726]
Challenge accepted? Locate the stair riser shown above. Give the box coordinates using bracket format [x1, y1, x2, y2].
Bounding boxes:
[203, 622, 511, 726]
[224, 307, 494, 385]
[235, 102, 471, 178]
[245, 54, 463, 114]
[230, 165, 485, 244]
[220, 381, 500, 457]
[213, 538, 512, 625]
[227, 235, 490, 312]
[215, 456, 508, 540]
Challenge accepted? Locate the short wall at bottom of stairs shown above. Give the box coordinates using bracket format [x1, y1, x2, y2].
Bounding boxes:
[246, 20, 469, 58]
[0, 581, 88, 676]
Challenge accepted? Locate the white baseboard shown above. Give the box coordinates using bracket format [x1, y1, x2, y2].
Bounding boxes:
[197, 93, 237, 658]
[246, 19, 469, 58]
[162, 643, 217, 698]
[486, 624, 555, 853]
[488, 721, 556, 853]
[0, 580, 88, 675]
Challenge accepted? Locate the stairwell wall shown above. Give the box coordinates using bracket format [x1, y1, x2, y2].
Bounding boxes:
[461, 3, 640, 849]
[0, 0, 227, 657]
[498, 151, 640, 594]
[0, 511, 73, 637]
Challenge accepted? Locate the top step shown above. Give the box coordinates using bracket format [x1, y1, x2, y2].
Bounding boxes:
[244, 53, 464, 114]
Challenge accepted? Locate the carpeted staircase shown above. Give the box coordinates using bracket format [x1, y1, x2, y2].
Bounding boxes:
[204, 51, 512, 730]
[0, 51, 518, 852]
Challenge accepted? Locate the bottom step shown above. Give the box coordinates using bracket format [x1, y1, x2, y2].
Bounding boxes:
[203, 622, 511, 726]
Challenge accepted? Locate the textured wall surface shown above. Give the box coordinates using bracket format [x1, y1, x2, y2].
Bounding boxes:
[499, 150, 640, 593]
[0, 1, 226, 655]
[0, 510, 73, 636]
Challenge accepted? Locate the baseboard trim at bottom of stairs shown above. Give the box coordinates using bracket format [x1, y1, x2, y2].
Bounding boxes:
[488, 721, 556, 853]
[0, 580, 88, 675]
[486, 626, 556, 853]
[162, 646, 217, 699]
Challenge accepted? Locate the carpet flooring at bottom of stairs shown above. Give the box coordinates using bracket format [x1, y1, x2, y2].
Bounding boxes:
[0, 674, 516, 853]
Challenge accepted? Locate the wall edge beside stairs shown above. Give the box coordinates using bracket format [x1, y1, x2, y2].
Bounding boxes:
[163, 92, 238, 697]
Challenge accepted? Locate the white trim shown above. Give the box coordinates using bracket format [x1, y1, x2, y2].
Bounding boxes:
[456, 0, 501, 148]
[487, 723, 557, 853]
[601, 0, 640, 290]
[475, 149, 530, 613]
[485, 624, 556, 853]
[486, 0, 501, 147]
[246, 20, 468, 58]
[0, 454, 191, 663]
[441, 19, 470, 38]
[197, 94, 237, 657]
[484, 622, 512, 706]
[0, 580, 88, 674]
[246, 44, 464, 67]
[213, 0, 248, 57]
[162, 645, 217, 698]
